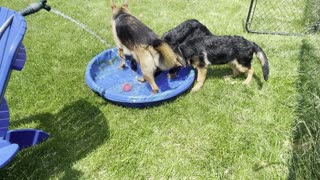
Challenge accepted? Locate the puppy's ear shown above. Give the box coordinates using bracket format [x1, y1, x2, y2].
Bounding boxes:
[110, 0, 116, 9]
[123, 0, 128, 8]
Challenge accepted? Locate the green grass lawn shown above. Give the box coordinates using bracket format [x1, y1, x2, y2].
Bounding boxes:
[0, 0, 319, 179]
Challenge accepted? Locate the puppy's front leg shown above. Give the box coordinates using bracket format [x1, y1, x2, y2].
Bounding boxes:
[191, 66, 207, 92]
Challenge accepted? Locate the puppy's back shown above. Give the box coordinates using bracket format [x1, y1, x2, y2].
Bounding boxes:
[162, 19, 213, 48]
[115, 14, 158, 49]
[180, 36, 255, 60]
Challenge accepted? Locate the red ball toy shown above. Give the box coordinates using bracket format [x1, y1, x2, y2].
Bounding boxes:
[122, 83, 132, 92]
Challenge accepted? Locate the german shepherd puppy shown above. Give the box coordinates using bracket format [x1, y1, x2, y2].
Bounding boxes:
[110, 0, 184, 93]
[161, 19, 213, 77]
[174, 35, 270, 92]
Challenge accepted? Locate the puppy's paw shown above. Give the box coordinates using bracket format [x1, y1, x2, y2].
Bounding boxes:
[138, 77, 146, 82]
[224, 74, 233, 79]
[118, 62, 126, 69]
[191, 84, 202, 92]
[152, 89, 159, 94]
[167, 72, 177, 79]
[118, 65, 125, 69]
[242, 79, 251, 85]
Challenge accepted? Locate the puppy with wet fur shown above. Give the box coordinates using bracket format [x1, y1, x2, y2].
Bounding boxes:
[161, 19, 214, 78]
[162, 19, 213, 51]
[174, 35, 270, 92]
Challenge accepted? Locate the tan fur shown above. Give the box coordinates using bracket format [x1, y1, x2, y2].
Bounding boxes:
[110, 0, 116, 9]
[228, 59, 249, 73]
[123, 0, 128, 7]
[190, 56, 201, 69]
[134, 47, 159, 93]
[256, 51, 266, 66]
[154, 41, 183, 69]
[227, 59, 254, 84]
[191, 58, 254, 92]
[243, 68, 254, 85]
[192, 66, 208, 92]
[188, 56, 207, 92]
[110, 0, 131, 68]
[110, 0, 130, 16]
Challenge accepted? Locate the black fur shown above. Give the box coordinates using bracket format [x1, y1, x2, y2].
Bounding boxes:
[178, 35, 269, 81]
[125, 54, 138, 71]
[180, 36, 253, 65]
[161, 19, 213, 74]
[113, 11, 159, 71]
[160, 19, 269, 90]
[114, 13, 158, 49]
[152, 39, 163, 48]
[162, 19, 213, 50]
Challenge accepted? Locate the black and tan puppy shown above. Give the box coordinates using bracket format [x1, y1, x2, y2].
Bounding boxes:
[110, 0, 184, 93]
[162, 19, 213, 51]
[175, 35, 270, 92]
[161, 19, 214, 78]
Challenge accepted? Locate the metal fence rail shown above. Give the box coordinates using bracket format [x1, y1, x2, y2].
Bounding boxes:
[245, 0, 320, 36]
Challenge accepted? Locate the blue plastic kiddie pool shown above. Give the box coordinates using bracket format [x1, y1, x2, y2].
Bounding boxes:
[85, 48, 195, 108]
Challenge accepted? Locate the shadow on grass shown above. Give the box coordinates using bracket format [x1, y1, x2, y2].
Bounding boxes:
[0, 99, 110, 179]
[288, 39, 320, 179]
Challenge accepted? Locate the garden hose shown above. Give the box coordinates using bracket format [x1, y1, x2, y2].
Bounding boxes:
[19, 0, 51, 16]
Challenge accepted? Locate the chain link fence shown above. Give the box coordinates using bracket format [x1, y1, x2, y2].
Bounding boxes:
[245, 0, 320, 35]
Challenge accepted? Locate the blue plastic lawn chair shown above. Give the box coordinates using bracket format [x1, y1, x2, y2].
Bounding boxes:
[0, 3, 50, 169]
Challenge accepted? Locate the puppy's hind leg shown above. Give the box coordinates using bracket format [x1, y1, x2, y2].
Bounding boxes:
[243, 68, 254, 85]
[138, 77, 146, 82]
[118, 48, 126, 69]
[136, 48, 159, 93]
[143, 74, 159, 94]
[228, 59, 253, 85]
[224, 62, 241, 79]
[234, 59, 254, 85]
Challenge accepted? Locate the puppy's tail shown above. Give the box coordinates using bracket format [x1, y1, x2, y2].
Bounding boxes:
[152, 39, 186, 68]
[253, 42, 269, 81]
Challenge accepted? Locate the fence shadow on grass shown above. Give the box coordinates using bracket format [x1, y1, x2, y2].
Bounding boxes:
[288, 39, 320, 179]
[0, 99, 110, 179]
